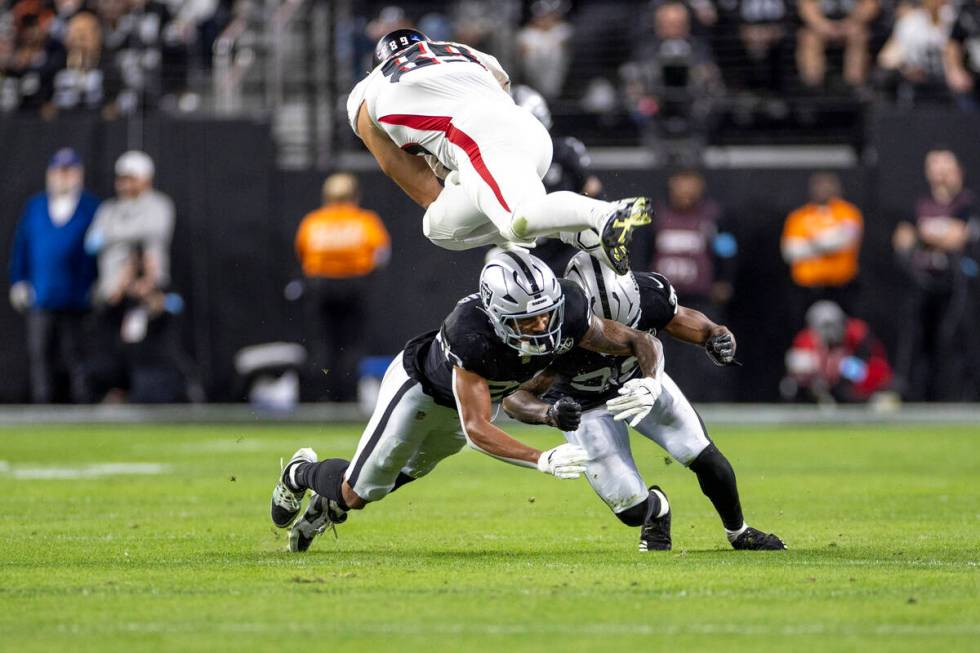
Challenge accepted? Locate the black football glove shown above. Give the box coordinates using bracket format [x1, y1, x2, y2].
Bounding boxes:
[546, 397, 582, 431]
[705, 331, 737, 367]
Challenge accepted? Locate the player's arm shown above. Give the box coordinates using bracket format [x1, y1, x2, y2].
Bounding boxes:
[453, 366, 587, 478]
[665, 306, 737, 366]
[579, 315, 663, 378]
[355, 103, 443, 208]
[501, 369, 582, 431]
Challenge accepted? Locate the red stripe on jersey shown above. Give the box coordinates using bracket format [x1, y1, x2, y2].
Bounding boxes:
[378, 113, 511, 213]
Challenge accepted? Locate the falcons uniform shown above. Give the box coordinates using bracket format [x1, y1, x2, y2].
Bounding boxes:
[347, 40, 553, 251]
[344, 280, 591, 501]
[545, 272, 712, 513]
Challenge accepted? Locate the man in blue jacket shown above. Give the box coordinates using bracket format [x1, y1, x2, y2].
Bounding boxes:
[8, 148, 101, 403]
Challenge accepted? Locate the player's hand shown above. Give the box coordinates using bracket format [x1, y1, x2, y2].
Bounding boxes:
[545, 397, 582, 431]
[9, 282, 34, 313]
[537, 443, 589, 479]
[705, 329, 736, 366]
[606, 376, 662, 427]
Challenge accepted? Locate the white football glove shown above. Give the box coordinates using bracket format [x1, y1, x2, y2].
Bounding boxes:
[536, 443, 589, 479]
[606, 376, 662, 427]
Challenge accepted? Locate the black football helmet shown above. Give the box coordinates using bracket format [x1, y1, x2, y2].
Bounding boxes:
[373, 29, 430, 68]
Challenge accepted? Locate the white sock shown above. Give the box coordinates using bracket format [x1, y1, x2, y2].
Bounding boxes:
[650, 488, 670, 518]
[725, 522, 748, 543]
[511, 191, 613, 239]
[287, 462, 302, 492]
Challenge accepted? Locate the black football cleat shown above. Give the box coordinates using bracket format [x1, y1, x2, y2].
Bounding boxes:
[599, 197, 653, 275]
[731, 527, 786, 550]
[289, 493, 348, 552]
[270, 447, 317, 528]
[639, 485, 671, 552]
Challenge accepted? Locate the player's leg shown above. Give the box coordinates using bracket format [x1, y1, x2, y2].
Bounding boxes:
[422, 170, 518, 251]
[565, 407, 671, 551]
[270, 355, 422, 528]
[399, 407, 468, 482]
[633, 374, 785, 550]
[451, 108, 651, 273]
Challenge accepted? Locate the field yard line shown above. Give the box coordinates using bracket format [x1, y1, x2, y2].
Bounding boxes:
[50, 622, 980, 637]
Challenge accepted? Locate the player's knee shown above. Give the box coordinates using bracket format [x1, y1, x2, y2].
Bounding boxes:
[688, 443, 735, 482]
[615, 496, 651, 527]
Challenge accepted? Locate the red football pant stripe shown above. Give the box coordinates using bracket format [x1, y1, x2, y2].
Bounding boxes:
[377, 114, 511, 213]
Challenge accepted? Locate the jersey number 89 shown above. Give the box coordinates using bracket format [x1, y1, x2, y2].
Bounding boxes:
[382, 42, 483, 83]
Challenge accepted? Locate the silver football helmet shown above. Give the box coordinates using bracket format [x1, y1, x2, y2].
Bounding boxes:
[564, 251, 641, 327]
[480, 250, 565, 356]
[512, 85, 553, 130]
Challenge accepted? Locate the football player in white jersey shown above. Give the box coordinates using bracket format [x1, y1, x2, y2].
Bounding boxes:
[347, 28, 651, 274]
[503, 253, 786, 552]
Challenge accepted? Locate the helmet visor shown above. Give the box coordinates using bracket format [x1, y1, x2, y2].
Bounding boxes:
[500, 299, 565, 356]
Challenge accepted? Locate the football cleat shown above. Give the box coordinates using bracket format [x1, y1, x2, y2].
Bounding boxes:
[599, 197, 653, 275]
[270, 447, 317, 528]
[639, 485, 671, 552]
[731, 527, 787, 551]
[288, 493, 348, 552]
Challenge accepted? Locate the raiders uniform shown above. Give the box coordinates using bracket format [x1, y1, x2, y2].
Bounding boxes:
[347, 39, 553, 250]
[545, 272, 712, 513]
[344, 280, 591, 502]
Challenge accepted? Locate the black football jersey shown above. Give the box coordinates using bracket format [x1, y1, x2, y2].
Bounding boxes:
[403, 279, 593, 408]
[543, 272, 678, 410]
[542, 136, 590, 193]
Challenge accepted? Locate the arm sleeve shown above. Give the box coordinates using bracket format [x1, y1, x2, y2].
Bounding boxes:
[636, 272, 679, 331]
[8, 204, 31, 284]
[143, 195, 175, 286]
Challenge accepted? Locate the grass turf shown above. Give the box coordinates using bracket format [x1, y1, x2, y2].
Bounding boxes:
[0, 422, 978, 652]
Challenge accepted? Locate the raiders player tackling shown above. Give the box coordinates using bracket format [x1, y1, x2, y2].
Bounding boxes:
[503, 253, 786, 551]
[348, 28, 651, 274]
[270, 250, 667, 552]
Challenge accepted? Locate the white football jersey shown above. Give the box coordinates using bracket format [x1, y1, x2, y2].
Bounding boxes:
[347, 41, 513, 172]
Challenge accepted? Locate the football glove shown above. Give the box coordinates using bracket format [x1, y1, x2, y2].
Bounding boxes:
[546, 397, 582, 431]
[606, 376, 662, 427]
[705, 331, 736, 366]
[537, 443, 589, 479]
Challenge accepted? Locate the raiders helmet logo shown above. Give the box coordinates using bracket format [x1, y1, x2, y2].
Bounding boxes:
[555, 337, 575, 355]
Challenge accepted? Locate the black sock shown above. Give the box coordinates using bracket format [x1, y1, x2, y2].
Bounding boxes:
[292, 458, 351, 511]
[392, 472, 416, 492]
[615, 489, 664, 527]
[688, 444, 744, 531]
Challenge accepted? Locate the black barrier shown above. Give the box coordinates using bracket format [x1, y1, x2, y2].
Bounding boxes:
[1, 110, 978, 402]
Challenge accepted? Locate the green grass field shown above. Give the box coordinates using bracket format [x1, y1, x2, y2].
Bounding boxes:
[1, 422, 978, 652]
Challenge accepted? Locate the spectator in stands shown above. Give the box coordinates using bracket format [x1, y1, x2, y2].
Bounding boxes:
[0, 0, 65, 113]
[714, 0, 790, 93]
[892, 149, 980, 401]
[781, 172, 863, 318]
[621, 0, 721, 156]
[46, 11, 115, 118]
[86, 150, 183, 402]
[8, 148, 99, 403]
[48, 0, 84, 45]
[294, 173, 391, 402]
[945, 0, 980, 111]
[636, 168, 737, 401]
[797, 0, 879, 91]
[877, 0, 954, 104]
[781, 300, 892, 403]
[516, 0, 572, 101]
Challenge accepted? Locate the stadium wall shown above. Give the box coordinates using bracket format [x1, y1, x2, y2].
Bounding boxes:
[1, 110, 978, 402]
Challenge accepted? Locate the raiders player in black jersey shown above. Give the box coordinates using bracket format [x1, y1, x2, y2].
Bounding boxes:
[503, 252, 786, 552]
[269, 250, 667, 552]
[513, 85, 605, 275]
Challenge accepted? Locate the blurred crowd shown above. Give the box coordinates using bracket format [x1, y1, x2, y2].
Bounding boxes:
[348, 0, 980, 151]
[8, 147, 198, 403]
[0, 0, 232, 116]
